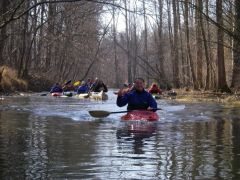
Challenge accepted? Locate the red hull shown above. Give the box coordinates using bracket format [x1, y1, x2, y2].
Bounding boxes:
[51, 92, 62, 97]
[121, 110, 159, 121]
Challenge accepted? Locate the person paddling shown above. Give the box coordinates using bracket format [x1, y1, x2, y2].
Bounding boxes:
[148, 83, 162, 94]
[63, 80, 74, 91]
[77, 81, 89, 94]
[50, 83, 63, 93]
[117, 78, 157, 111]
[91, 79, 108, 92]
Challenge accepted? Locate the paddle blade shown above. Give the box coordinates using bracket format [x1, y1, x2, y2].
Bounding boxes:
[89, 110, 110, 118]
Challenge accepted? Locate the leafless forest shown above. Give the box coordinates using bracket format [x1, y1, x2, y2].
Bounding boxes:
[0, 0, 240, 92]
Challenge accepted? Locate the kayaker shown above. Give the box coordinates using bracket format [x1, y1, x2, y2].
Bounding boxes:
[50, 83, 63, 93]
[90, 78, 99, 91]
[148, 83, 162, 94]
[73, 80, 81, 87]
[77, 81, 89, 94]
[63, 80, 74, 91]
[117, 78, 157, 111]
[87, 78, 93, 88]
[91, 80, 108, 92]
[73, 80, 81, 92]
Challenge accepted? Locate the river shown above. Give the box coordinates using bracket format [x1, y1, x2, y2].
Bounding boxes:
[0, 90, 239, 179]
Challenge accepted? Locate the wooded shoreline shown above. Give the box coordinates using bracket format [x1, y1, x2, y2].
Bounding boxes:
[1, 1, 240, 92]
[1, 66, 240, 107]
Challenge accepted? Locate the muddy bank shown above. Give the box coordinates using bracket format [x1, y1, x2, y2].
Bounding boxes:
[0, 66, 53, 95]
[162, 89, 240, 106]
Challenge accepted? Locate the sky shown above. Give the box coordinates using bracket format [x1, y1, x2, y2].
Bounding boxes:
[100, 0, 166, 35]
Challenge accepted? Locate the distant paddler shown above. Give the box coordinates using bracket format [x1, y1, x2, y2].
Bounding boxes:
[90, 78, 108, 92]
[77, 81, 89, 94]
[62, 80, 74, 91]
[50, 83, 63, 93]
[148, 83, 162, 95]
[73, 80, 81, 87]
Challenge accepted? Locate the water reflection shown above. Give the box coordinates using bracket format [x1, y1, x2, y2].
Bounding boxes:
[0, 94, 240, 179]
[116, 121, 157, 154]
[24, 115, 48, 179]
[0, 110, 30, 178]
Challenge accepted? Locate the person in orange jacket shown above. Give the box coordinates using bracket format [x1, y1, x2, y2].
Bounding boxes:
[148, 83, 162, 94]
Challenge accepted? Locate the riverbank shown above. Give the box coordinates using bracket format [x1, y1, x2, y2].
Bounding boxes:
[165, 89, 240, 107]
[0, 66, 52, 95]
[1, 66, 240, 107]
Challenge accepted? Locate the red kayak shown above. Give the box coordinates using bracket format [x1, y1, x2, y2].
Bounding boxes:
[121, 110, 159, 121]
[51, 92, 62, 97]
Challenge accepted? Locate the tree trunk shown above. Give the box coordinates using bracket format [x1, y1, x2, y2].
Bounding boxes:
[177, 1, 186, 86]
[216, 0, 231, 92]
[198, 0, 210, 90]
[36, 1, 45, 69]
[112, 0, 119, 87]
[172, 0, 180, 88]
[143, 0, 149, 85]
[206, 0, 215, 89]
[18, 0, 30, 78]
[195, 0, 203, 88]
[0, 0, 9, 66]
[184, 0, 197, 89]
[45, 3, 56, 70]
[132, 6, 138, 81]
[231, 0, 240, 88]
[124, 0, 132, 83]
[166, 0, 174, 87]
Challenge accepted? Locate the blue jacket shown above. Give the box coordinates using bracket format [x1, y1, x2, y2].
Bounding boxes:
[77, 85, 89, 94]
[117, 90, 157, 110]
[50, 85, 63, 93]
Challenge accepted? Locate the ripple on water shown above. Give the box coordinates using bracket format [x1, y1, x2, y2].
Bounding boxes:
[0, 91, 240, 179]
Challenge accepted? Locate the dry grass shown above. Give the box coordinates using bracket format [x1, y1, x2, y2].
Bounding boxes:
[168, 89, 240, 107]
[0, 66, 28, 92]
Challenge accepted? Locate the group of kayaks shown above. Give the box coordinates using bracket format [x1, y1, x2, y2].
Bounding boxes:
[51, 90, 108, 100]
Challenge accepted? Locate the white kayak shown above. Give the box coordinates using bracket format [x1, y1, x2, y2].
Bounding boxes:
[75, 91, 108, 100]
[76, 93, 89, 99]
[89, 91, 108, 100]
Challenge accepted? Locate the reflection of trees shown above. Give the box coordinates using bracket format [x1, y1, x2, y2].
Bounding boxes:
[0, 109, 101, 179]
[1, 103, 240, 179]
[0, 110, 3, 177]
[0, 110, 30, 178]
[45, 118, 99, 178]
[231, 118, 240, 179]
[24, 114, 48, 179]
[154, 114, 235, 179]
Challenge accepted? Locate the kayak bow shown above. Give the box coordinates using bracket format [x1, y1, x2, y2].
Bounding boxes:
[121, 110, 159, 121]
[51, 92, 62, 97]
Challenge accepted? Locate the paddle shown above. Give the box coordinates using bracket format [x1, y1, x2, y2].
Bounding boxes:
[64, 80, 72, 85]
[89, 108, 162, 118]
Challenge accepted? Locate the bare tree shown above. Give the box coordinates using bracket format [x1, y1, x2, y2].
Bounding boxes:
[216, 0, 231, 92]
[231, 0, 240, 89]
[195, 0, 203, 88]
[184, 0, 197, 89]
[172, 0, 180, 88]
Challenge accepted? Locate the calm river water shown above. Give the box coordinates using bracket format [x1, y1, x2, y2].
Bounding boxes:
[0, 91, 240, 179]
